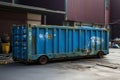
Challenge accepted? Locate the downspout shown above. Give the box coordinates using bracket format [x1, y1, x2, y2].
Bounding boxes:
[105, 0, 110, 28]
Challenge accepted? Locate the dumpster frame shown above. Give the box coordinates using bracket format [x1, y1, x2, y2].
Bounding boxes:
[12, 25, 109, 64]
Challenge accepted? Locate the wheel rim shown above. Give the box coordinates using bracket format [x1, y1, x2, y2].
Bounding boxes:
[39, 56, 48, 65]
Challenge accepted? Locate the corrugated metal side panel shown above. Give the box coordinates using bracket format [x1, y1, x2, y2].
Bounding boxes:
[27, 26, 109, 60]
[12, 26, 28, 60]
[12, 25, 109, 61]
[66, 0, 105, 24]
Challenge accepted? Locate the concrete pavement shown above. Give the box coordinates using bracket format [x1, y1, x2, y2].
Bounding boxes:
[0, 48, 120, 80]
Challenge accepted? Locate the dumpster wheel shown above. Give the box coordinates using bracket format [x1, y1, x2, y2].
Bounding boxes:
[97, 51, 104, 58]
[39, 56, 48, 65]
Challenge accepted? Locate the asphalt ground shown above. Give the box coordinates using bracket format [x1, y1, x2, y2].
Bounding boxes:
[0, 48, 120, 80]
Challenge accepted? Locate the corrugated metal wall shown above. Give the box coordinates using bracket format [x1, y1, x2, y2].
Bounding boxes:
[66, 0, 105, 24]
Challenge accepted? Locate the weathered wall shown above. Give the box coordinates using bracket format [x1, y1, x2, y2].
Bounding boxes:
[110, 0, 120, 39]
[66, 0, 107, 24]
[0, 9, 27, 35]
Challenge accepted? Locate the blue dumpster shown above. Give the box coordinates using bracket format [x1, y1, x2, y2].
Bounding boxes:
[12, 25, 109, 64]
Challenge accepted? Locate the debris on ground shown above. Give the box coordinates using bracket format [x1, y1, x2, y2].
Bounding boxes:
[96, 63, 118, 69]
[0, 54, 12, 64]
[111, 38, 120, 48]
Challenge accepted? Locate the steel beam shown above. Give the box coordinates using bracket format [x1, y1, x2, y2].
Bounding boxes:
[0, 1, 66, 14]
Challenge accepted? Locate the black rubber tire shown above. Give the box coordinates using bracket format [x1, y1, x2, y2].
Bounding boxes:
[97, 51, 104, 58]
[39, 56, 48, 65]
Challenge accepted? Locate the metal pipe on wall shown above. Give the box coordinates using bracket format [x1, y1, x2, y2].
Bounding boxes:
[105, 0, 110, 27]
[44, 15, 47, 25]
[12, 0, 15, 4]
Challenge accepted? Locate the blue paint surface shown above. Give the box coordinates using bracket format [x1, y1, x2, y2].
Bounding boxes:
[12, 25, 109, 61]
